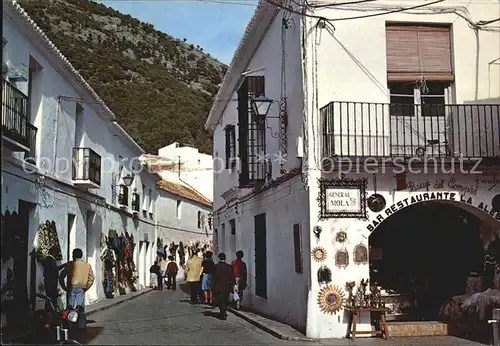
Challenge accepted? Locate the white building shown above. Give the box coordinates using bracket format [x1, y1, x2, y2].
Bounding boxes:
[1, 0, 159, 327]
[206, 0, 500, 340]
[142, 142, 214, 202]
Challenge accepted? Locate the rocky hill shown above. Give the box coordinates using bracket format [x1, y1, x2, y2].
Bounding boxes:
[19, 0, 227, 154]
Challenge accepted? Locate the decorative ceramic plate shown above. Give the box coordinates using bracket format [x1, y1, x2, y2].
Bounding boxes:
[317, 284, 346, 314]
[335, 231, 347, 243]
[311, 247, 327, 262]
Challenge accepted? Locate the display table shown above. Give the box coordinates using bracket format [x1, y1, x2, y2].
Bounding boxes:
[346, 307, 389, 340]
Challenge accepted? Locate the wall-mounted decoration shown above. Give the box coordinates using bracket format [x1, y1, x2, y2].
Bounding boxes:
[335, 249, 349, 268]
[311, 247, 327, 262]
[313, 226, 322, 239]
[34, 220, 62, 260]
[317, 284, 346, 314]
[353, 244, 369, 264]
[317, 265, 332, 284]
[317, 177, 367, 220]
[367, 193, 386, 213]
[335, 231, 347, 243]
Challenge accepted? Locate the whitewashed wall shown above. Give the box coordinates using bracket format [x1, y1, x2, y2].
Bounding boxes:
[1, 4, 158, 323]
[212, 11, 304, 210]
[306, 169, 500, 338]
[216, 175, 311, 332]
[156, 188, 212, 245]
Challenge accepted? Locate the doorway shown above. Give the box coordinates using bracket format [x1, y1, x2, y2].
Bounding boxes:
[17, 200, 35, 312]
[254, 213, 267, 299]
[369, 202, 484, 321]
[67, 214, 76, 262]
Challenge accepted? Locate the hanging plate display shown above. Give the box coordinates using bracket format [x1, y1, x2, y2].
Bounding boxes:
[335, 249, 349, 268]
[367, 193, 386, 213]
[317, 284, 346, 314]
[311, 247, 327, 262]
[353, 244, 369, 264]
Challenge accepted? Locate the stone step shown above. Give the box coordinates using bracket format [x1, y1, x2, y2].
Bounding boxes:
[386, 321, 448, 337]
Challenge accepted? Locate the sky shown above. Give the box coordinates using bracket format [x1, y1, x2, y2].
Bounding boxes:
[98, 0, 257, 64]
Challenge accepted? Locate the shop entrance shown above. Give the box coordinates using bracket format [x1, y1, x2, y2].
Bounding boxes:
[369, 201, 485, 322]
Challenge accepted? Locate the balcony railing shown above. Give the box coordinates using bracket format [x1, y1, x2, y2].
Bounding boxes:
[72, 147, 101, 188]
[321, 102, 500, 162]
[2, 79, 38, 152]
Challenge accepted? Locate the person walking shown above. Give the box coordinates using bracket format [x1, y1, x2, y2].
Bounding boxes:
[149, 261, 161, 290]
[185, 249, 202, 304]
[159, 256, 167, 290]
[42, 246, 61, 309]
[166, 256, 178, 290]
[231, 250, 248, 309]
[200, 251, 215, 304]
[213, 253, 234, 320]
[59, 248, 94, 328]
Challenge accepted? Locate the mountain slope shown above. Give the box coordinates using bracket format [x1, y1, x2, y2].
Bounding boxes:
[19, 0, 227, 154]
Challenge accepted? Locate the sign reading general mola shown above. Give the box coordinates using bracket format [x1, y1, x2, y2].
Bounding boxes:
[318, 178, 367, 219]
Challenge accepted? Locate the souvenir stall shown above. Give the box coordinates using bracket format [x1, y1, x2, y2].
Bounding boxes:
[101, 230, 138, 298]
[156, 238, 165, 260]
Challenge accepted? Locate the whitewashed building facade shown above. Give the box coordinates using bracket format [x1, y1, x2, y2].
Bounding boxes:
[206, 0, 500, 339]
[0, 0, 209, 329]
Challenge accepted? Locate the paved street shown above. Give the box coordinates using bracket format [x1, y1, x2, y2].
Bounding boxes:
[79, 285, 487, 345]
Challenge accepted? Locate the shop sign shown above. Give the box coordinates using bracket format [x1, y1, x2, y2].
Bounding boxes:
[318, 177, 367, 219]
[366, 191, 500, 233]
[326, 189, 361, 213]
[406, 177, 478, 195]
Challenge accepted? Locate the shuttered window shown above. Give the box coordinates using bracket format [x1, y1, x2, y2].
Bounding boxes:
[386, 24, 453, 82]
[225, 125, 236, 169]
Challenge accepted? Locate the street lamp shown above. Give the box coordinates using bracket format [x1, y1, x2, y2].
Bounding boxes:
[121, 174, 134, 187]
[251, 95, 274, 118]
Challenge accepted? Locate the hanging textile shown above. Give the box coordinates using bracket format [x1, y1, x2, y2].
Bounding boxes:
[34, 220, 62, 260]
[178, 242, 186, 267]
[101, 238, 116, 299]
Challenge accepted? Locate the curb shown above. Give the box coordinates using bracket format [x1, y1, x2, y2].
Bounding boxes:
[87, 288, 153, 316]
[227, 307, 316, 342]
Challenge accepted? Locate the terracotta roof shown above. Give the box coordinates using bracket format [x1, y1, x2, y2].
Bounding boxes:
[204, 0, 282, 130]
[156, 180, 212, 208]
[5, 1, 116, 121]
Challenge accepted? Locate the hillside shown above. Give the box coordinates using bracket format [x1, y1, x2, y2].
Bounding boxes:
[19, 0, 227, 154]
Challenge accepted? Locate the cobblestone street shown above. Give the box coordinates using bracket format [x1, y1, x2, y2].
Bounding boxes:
[79, 285, 487, 345]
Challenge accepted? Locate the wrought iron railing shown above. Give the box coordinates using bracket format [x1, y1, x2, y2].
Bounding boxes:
[321, 102, 500, 161]
[72, 147, 101, 186]
[2, 79, 37, 151]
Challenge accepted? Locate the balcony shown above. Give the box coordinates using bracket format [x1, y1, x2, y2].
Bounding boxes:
[2, 79, 38, 153]
[321, 101, 500, 166]
[72, 147, 101, 189]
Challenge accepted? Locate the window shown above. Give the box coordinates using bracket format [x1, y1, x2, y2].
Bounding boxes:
[197, 211, 202, 228]
[389, 82, 449, 117]
[176, 200, 181, 218]
[230, 219, 236, 235]
[142, 184, 147, 211]
[225, 125, 236, 169]
[293, 223, 303, 274]
[386, 23, 452, 118]
[238, 76, 267, 188]
[148, 188, 153, 216]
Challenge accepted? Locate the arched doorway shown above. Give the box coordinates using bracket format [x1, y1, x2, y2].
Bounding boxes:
[369, 200, 497, 322]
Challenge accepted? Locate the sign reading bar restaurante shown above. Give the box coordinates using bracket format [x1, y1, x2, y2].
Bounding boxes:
[367, 191, 500, 232]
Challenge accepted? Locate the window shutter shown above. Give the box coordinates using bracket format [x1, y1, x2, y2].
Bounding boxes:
[386, 24, 453, 82]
